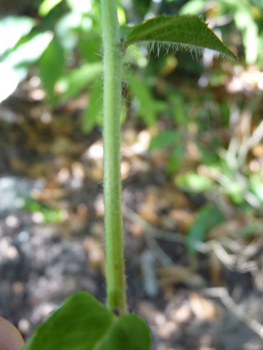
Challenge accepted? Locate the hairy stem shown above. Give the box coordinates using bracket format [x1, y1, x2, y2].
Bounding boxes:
[100, 0, 127, 314]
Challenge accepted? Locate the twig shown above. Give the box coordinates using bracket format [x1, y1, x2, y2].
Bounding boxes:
[140, 249, 159, 297]
[122, 204, 210, 254]
[223, 99, 263, 213]
[208, 240, 236, 269]
[202, 287, 263, 339]
[123, 205, 260, 272]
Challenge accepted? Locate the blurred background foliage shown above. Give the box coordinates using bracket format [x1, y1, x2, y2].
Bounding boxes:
[0, 0, 263, 250]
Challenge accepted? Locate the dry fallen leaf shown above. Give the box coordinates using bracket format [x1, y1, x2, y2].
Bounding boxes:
[209, 249, 223, 286]
[9, 156, 27, 173]
[129, 222, 144, 238]
[137, 204, 160, 225]
[68, 203, 89, 232]
[252, 144, 263, 158]
[169, 209, 194, 233]
[27, 162, 54, 178]
[138, 301, 179, 339]
[50, 136, 83, 155]
[208, 220, 242, 240]
[157, 265, 205, 289]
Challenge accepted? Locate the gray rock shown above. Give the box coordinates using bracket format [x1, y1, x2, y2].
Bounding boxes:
[0, 176, 43, 217]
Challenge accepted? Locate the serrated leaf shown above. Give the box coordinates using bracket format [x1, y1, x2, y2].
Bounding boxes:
[122, 15, 237, 60]
[22, 292, 151, 350]
[39, 37, 65, 104]
[186, 204, 224, 254]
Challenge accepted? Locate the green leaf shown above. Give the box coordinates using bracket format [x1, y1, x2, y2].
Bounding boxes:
[0, 16, 35, 56]
[0, 63, 26, 103]
[186, 204, 225, 254]
[132, 0, 152, 19]
[39, 0, 63, 16]
[39, 37, 65, 104]
[168, 92, 188, 128]
[249, 174, 263, 203]
[3, 32, 53, 69]
[179, 0, 205, 15]
[0, 32, 53, 102]
[97, 314, 151, 350]
[197, 142, 219, 165]
[166, 144, 185, 174]
[241, 221, 263, 238]
[79, 35, 102, 63]
[120, 25, 131, 39]
[122, 15, 237, 60]
[149, 130, 181, 150]
[23, 198, 64, 223]
[66, 0, 93, 14]
[56, 62, 103, 102]
[233, 5, 259, 64]
[127, 73, 157, 126]
[83, 80, 103, 132]
[117, 6, 127, 26]
[21, 292, 151, 350]
[225, 181, 244, 205]
[175, 171, 214, 193]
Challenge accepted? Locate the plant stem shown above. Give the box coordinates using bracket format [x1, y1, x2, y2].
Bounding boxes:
[100, 0, 127, 314]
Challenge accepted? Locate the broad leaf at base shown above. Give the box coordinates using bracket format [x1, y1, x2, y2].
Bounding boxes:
[21, 292, 151, 350]
[121, 15, 237, 60]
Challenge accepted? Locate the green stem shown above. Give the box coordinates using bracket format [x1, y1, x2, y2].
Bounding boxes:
[100, 0, 127, 314]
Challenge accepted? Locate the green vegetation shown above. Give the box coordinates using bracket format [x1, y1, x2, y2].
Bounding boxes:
[22, 292, 151, 350]
[1, 0, 262, 348]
